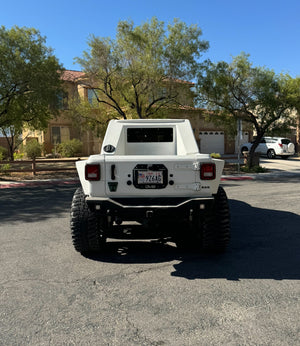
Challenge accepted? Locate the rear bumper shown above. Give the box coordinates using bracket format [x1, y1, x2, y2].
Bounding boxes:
[86, 196, 213, 208]
[86, 196, 214, 220]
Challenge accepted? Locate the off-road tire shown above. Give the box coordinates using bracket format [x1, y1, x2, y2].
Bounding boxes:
[241, 146, 248, 154]
[70, 187, 106, 254]
[202, 186, 230, 252]
[175, 187, 230, 252]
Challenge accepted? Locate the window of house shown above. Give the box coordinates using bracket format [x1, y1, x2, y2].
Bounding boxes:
[51, 127, 61, 145]
[51, 126, 70, 144]
[87, 89, 98, 105]
[57, 91, 69, 109]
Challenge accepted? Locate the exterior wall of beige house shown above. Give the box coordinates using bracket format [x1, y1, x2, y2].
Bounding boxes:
[166, 108, 252, 155]
[22, 70, 253, 157]
[23, 70, 102, 156]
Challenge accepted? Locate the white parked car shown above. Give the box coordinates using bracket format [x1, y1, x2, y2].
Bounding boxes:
[71, 119, 230, 255]
[241, 137, 295, 159]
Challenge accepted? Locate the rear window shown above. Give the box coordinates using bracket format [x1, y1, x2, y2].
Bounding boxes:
[127, 128, 173, 143]
[281, 139, 290, 145]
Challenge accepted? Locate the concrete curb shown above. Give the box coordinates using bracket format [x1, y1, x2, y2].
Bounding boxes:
[221, 175, 254, 181]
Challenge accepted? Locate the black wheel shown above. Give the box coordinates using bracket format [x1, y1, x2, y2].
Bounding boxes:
[241, 146, 248, 154]
[70, 187, 106, 254]
[202, 186, 230, 252]
[175, 186, 230, 252]
[267, 149, 276, 159]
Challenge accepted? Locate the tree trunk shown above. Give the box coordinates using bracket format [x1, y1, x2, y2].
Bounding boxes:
[247, 133, 264, 168]
[7, 138, 15, 161]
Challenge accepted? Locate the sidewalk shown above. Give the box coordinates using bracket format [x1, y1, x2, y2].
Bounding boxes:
[221, 155, 300, 181]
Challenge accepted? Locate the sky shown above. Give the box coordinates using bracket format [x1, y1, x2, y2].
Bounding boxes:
[1, 0, 299, 77]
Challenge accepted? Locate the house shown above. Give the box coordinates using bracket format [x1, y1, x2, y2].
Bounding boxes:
[23, 70, 102, 156]
[167, 109, 252, 155]
[23, 70, 252, 156]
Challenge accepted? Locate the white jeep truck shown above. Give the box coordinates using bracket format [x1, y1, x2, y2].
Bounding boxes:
[70, 119, 230, 254]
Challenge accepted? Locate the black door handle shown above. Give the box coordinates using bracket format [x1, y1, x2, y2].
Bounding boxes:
[111, 164, 116, 180]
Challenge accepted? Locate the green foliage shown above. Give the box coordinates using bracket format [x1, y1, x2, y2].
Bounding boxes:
[0, 163, 11, 172]
[68, 98, 112, 139]
[13, 151, 24, 160]
[24, 140, 43, 159]
[0, 146, 8, 160]
[57, 139, 83, 157]
[75, 17, 208, 121]
[241, 165, 268, 173]
[210, 152, 221, 158]
[0, 25, 63, 129]
[197, 53, 300, 167]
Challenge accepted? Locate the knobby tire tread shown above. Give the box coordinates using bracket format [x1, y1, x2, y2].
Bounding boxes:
[202, 186, 230, 252]
[70, 187, 106, 254]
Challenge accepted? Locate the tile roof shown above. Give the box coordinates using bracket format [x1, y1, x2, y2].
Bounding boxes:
[61, 70, 85, 82]
[61, 70, 194, 86]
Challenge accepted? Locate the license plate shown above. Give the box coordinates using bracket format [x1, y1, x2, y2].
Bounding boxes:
[137, 171, 163, 184]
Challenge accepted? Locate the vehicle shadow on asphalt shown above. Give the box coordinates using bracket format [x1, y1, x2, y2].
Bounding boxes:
[88, 199, 300, 281]
[0, 185, 77, 222]
[172, 199, 300, 280]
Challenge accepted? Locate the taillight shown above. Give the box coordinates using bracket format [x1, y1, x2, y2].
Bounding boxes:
[85, 164, 100, 181]
[200, 163, 216, 180]
[278, 143, 283, 148]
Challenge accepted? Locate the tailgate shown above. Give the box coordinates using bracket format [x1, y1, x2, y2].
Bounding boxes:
[104, 155, 210, 197]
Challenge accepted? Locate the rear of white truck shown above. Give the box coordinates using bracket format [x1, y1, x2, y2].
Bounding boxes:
[71, 119, 230, 254]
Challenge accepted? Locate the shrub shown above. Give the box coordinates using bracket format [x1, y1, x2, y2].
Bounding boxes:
[241, 165, 268, 173]
[210, 152, 221, 159]
[24, 140, 43, 159]
[57, 139, 83, 157]
[0, 163, 11, 173]
[13, 151, 24, 160]
[0, 146, 8, 160]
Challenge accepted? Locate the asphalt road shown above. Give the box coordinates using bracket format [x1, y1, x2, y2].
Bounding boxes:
[0, 179, 299, 345]
[259, 156, 300, 174]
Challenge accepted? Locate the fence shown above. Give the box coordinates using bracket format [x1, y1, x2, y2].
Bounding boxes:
[0, 155, 248, 177]
[0, 158, 80, 176]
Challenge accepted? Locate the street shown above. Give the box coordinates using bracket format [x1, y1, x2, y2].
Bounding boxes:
[0, 178, 299, 345]
[259, 156, 300, 174]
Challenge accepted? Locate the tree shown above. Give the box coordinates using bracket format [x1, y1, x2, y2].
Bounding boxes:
[0, 26, 63, 160]
[285, 77, 300, 153]
[74, 17, 208, 130]
[197, 53, 300, 167]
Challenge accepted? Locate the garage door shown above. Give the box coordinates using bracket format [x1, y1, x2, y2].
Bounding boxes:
[199, 131, 224, 154]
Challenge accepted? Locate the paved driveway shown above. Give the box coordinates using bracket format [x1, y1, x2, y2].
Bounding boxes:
[0, 180, 299, 345]
[260, 156, 300, 174]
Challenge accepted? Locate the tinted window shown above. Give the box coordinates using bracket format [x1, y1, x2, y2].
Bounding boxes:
[281, 139, 290, 145]
[127, 128, 173, 143]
